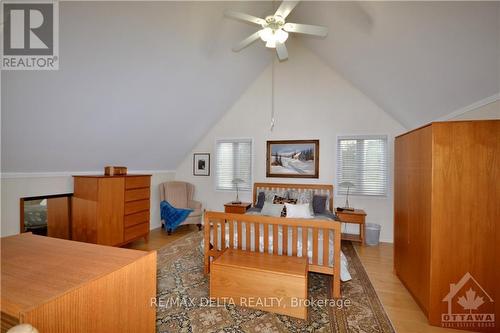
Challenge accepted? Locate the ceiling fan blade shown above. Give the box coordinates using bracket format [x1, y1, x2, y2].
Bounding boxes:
[224, 10, 266, 26]
[275, 42, 288, 61]
[274, 1, 300, 19]
[283, 22, 328, 37]
[232, 31, 261, 52]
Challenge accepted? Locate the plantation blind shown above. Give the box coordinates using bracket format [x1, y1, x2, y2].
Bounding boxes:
[337, 135, 388, 196]
[215, 138, 252, 191]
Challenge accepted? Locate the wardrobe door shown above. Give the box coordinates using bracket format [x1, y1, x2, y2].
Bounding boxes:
[395, 125, 432, 314]
[428, 121, 499, 327]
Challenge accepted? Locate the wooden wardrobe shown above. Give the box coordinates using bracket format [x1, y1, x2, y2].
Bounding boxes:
[394, 120, 499, 331]
[72, 175, 151, 246]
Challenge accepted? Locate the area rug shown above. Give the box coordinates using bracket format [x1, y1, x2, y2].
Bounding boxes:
[156, 231, 395, 333]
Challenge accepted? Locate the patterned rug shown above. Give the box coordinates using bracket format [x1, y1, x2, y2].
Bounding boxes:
[156, 231, 395, 333]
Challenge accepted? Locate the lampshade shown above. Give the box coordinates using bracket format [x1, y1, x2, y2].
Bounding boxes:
[232, 178, 245, 184]
[339, 181, 355, 188]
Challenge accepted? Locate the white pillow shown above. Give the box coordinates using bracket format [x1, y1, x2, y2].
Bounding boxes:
[285, 203, 313, 219]
[261, 202, 285, 217]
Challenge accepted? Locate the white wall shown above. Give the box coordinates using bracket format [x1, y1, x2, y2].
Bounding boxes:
[0, 171, 174, 236]
[451, 99, 500, 120]
[175, 43, 407, 243]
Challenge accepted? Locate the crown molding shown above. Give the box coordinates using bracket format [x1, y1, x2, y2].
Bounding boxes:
[436, 93, 500, 122]
[0, 170, 175, 179]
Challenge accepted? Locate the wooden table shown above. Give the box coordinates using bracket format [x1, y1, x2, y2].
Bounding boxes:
[335, 208, 367, 244]
[224, 202, 251, 214]
[1, 233, 156, 333]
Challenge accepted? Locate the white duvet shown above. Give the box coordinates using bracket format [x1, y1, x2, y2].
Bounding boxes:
[204, 222, 351, 282]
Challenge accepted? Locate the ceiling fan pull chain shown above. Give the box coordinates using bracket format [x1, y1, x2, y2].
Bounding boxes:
[270, 56, 275, 131]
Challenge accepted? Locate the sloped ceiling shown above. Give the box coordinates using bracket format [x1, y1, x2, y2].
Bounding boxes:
[2, 1, 499, 172]
[1, 1, 274, 172]
[292, 1, 500, 128]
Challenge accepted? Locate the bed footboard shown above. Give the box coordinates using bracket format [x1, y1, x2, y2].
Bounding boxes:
[204, 211, 341, 298]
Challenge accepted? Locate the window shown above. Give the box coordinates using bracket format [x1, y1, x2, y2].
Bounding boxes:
[215, 138, 252, 191]
[337, 135, 388, 196]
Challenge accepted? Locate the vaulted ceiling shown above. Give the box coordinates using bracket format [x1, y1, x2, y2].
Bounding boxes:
[2, 1, 499, 172]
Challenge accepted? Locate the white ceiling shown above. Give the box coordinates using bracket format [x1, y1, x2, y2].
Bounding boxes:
[2, 1, 499, 172]
[293, 1, 500, 128]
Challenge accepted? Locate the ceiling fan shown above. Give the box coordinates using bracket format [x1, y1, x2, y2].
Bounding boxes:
[225, 1, 328, 61]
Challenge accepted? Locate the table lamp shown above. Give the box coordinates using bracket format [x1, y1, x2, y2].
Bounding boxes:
[339, 181, 355, 211]
[232, 178, 244, 204]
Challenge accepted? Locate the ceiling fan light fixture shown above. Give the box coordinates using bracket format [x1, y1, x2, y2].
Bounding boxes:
[259, 27, 274, 42]
[260, 28, 288, 48]
[265, 40, 276, 48]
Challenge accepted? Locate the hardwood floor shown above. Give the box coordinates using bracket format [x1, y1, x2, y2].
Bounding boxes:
[129, 227, 470, 333]
[124, 224, 198, 251]
[354, 243, 469, 333]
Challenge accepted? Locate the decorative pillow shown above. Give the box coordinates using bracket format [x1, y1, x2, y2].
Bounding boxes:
[312, 195, 327, 214]
[288, 190, 313, 204]
[285, 203, 313, 219]
[262, 189, 288, 203]
[255, 192, 265, 209]
[261, 202, 285, 217]
[273, 195, 297, 217]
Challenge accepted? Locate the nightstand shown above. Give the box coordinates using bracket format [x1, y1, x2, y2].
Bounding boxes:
[224, 202, 251, 214]
[335, 208, 367, 245]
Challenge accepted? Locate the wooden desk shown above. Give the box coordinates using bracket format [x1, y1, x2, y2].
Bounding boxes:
[1, 233, 156, 333]
[335, 208, 367, 244]
[224, 202, 251, 214]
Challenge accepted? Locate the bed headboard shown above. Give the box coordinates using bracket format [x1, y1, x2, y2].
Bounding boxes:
[252, 182, 334, 213]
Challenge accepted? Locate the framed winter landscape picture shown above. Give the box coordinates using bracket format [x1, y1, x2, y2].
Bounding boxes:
[193, 153, 210, 176]
[266, 140, 319, 178]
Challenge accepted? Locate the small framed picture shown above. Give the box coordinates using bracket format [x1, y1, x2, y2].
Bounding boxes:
[193, 153, 210, 176]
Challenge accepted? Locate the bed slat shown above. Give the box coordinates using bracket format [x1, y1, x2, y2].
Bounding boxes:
[237, 221, 242, 250]
[229, 220, 234, 249]
[245, 222, 251, 251]
[221, 221, 226, 250]
[283, 225, 288, 255]
[313, 228, 319, 265]
[254, 223, 260, 253]
[273, 224, 278, 255]
[302, 227, 308, 257]
[292, 226, 298, 256]
[323, 229, 329, 266]
[264, 224, 269, 253]
[213, 220, 219, 251]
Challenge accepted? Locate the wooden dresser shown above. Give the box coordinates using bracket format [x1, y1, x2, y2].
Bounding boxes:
[72, 174, 151, 246]
[1, 233, 156, 333]
[394, 120, 499, 331]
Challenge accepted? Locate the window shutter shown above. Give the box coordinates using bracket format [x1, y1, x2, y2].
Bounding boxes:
[215, 139, 252, 191]
[337, 135, 388, 196]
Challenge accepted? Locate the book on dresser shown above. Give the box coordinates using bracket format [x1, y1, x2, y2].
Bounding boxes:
[72, 174, 152, 246]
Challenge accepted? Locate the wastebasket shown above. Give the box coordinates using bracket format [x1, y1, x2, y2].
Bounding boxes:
[365, 223, 381, 246]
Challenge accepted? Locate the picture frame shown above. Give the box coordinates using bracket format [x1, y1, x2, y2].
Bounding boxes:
[193, 153, 210, 176]
[266, 140, 319, 178]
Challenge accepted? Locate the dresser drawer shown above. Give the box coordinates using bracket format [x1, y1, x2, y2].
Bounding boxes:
[125, 188, 150, 202]
[124, 222, 149, 242]
[125, 176, 151, 190]
[124, 211, 150, 228]
[124, 199, 150, 215]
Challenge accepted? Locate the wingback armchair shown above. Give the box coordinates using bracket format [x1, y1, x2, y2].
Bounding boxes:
[159, 181, 202, 234]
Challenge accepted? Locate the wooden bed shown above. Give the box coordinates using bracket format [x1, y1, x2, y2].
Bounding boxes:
[204, 183, 342, 298]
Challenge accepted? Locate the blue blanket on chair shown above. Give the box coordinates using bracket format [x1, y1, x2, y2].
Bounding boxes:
[160, 200, 193, 231]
